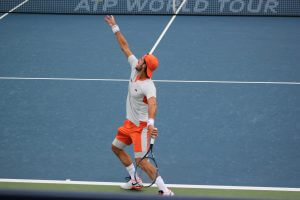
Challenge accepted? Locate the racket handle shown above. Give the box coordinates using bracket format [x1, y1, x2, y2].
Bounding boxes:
[150, 137, 155, 145]
[150, 128, 157, 147]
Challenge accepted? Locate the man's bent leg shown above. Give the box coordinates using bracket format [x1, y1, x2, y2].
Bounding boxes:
[112, 144, 142, 190]
[112, 140, 143, 190]
[112, 121, 143, 190]
[111, 144, 132, 167]
[112, 127, 133, 167]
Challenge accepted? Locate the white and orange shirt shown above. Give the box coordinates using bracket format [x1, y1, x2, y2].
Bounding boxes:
[126, 55, 156, 126]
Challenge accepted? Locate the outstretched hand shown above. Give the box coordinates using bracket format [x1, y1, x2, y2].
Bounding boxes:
[104, 15, 117, 27]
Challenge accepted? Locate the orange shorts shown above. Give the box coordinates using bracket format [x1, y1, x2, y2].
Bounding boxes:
[112, 120, 150, 158]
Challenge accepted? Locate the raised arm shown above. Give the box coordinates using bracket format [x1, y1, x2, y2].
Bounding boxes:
[104, 15, 133, 58]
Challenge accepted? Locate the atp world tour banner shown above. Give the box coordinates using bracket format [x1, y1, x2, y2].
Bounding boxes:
[1, 0, 299, 16]
[74, 0, 300, 16]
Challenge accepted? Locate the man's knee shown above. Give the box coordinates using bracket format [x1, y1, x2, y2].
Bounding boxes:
[112, 144, 122, 155]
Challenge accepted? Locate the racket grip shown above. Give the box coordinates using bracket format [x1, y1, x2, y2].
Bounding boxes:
[150, 137, 155, 145]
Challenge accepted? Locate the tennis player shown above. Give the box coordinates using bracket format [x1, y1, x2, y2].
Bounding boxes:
[105, 15, 174, 196]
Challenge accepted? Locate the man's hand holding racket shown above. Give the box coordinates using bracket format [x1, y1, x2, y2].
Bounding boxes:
[148, 125, 158, 140]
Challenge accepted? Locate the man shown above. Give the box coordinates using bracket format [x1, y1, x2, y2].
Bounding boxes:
[105, 15, 174, 196]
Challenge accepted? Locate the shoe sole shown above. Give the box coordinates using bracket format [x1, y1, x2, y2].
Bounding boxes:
[120, 185, 143, 190]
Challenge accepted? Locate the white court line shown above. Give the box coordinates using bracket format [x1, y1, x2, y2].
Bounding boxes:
[0, 179, 300, 192]
[0, 76, 300, 85]
[0, 0, 29, 20]
[0, 77, 129, 82]
[149, 0, 187, 54]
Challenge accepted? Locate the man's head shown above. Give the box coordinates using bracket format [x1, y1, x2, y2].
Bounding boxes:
[136, 54, 159, 78]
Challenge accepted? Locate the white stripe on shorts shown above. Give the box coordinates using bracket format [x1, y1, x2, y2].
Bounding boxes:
[134, 128, 148, 158]
[141, 128, 148, 152]
[112, 138, 127, 150]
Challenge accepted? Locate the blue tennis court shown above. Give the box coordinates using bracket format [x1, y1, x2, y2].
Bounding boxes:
[0, 0, 300, 199]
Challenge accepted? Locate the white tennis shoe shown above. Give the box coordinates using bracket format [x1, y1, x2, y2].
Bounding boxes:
[120, 177, 143, 190]
[158, 189, 175, 196]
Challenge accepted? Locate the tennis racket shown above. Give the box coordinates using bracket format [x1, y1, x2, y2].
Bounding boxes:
[134, 137, 159, 188]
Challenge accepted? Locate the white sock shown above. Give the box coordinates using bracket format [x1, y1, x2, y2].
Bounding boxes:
[126, 163, 135, 179]
[155, 176, 169, 193]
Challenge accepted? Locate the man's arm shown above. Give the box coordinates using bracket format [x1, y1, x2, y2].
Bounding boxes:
[104, 15, 133, 58]
[148, 97, 157, 120]
[147, 97, 158, 138]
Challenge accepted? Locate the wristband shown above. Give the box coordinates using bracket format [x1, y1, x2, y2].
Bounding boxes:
[112, 25, 120, 34]
[147, 118, 154, 127]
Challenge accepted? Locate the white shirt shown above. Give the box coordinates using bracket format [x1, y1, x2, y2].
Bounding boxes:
[126, 55, 156, 126]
